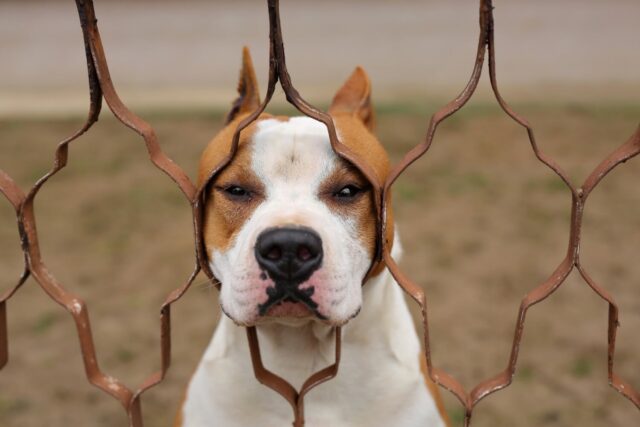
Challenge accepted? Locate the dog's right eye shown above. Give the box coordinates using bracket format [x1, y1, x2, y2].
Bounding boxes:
[223, 185, 249, 198]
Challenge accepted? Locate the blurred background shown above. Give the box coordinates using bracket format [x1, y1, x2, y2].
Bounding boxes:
[0, 0, 638, 426]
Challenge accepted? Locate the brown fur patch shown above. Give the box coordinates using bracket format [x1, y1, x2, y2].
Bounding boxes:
[319, 161, 377, 259]
[226, 47, 261, 124]
[199, 114, 266, 254]
[332, 113, 395, 276]
[329, 66, 376, 131]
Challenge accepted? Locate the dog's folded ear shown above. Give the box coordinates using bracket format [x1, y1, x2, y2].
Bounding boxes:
[226, 47, 261, 124]
[329, 66, 375, 132]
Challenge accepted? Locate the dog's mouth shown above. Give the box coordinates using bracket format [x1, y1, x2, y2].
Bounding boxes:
[258, 285, 326, 320]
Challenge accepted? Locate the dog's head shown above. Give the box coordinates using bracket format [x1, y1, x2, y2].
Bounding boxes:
[198, 48, 393, 326]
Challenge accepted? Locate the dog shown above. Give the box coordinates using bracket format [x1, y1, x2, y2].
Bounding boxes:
[175, 48, 449, 427]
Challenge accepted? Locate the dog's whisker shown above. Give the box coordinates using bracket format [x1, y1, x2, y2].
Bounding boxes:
[195, 278, 221, 292]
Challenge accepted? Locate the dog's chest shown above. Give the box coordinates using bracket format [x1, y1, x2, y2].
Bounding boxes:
[185, 352, 440, 427]
[182, 318, 444, 427]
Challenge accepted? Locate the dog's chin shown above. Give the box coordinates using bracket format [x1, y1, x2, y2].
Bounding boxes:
[264, 301, 313, 318]
[262, 304, 362, 328]
[220, 301, 362, 328]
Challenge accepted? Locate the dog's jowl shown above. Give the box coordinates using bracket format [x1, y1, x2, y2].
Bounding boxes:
[177, 48, 449, 427]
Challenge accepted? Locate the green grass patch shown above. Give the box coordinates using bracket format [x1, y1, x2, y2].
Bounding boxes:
[571, 357, 593, 378]
[449, 406, 466, 425]
[525, 176, 570, 194]
[115, 347, 136, 364]
[447, 172, 491, 196]
[32, 311, 60, 335]
[517, 365, 535, 383]
[0, 396, 30, 417]
[394, 181, 423, 201]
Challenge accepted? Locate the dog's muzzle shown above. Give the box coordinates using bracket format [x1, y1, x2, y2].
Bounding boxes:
[255, 226, 324, 316]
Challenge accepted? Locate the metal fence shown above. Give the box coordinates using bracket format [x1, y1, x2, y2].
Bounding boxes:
[1, 0, 638, 426]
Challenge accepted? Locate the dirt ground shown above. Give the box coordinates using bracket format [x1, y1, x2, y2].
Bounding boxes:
[0, 100, 638, 426]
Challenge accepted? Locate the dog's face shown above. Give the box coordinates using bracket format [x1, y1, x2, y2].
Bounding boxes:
[198, 48, 393, 326]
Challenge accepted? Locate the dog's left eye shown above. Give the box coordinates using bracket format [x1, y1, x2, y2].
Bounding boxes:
[334, 185, 362, 199]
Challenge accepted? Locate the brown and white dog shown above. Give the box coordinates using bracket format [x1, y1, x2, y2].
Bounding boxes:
[176, 48, 449, 427]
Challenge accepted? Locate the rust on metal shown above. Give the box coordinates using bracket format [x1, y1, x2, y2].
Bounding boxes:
[0, 0, 638, 426]
[0, 170, 29, 370]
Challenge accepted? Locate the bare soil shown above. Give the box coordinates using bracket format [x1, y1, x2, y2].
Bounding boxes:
[0, 102, 638, 426]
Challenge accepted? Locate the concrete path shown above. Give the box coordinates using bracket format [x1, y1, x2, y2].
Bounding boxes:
[0, 0, 638, 116]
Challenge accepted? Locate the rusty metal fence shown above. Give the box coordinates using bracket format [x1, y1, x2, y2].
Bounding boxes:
[1, 0, 639, 426]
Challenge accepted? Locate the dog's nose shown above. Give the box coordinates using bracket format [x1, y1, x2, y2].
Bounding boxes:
[255, 226, 323, 283]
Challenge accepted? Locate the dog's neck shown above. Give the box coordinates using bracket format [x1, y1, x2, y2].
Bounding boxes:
[207, 238, 420, 390]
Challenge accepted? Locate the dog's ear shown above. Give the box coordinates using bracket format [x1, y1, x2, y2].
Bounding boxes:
[329, 66, 375, 132]
[226, 47, 261, 124]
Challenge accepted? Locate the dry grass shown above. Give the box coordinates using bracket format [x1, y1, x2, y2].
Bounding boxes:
[0, 102, 638, 426]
